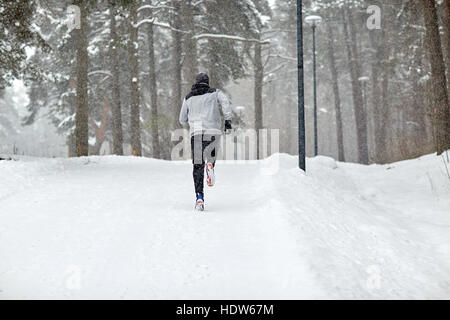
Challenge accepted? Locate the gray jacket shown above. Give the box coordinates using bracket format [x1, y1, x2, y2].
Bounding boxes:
[179, 90, 232, 136]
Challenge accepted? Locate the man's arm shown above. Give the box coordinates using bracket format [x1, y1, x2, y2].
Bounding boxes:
[217, 90, 232, 132]
[179, 98, 189, 125]
[217, 90, 232, 121]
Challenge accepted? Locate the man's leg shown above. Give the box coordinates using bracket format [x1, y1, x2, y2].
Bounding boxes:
[203, 135, 219, 165]
[203, 135, 219, 187]
[191, 134, 205, 197]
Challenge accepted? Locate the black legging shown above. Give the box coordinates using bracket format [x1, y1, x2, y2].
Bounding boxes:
[191, 134, 219, 196]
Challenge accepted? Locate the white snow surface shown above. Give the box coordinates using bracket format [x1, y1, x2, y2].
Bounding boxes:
[0, 153, 449, 299]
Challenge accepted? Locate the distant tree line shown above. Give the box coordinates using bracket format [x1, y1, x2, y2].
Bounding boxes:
[19, 0, 270, 158]
[1, 0, 448, 164]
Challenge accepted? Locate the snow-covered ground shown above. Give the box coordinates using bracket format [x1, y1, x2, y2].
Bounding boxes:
[0, 153, 449, 299]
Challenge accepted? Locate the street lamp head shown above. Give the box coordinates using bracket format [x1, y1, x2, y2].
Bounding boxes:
[305, 15, 323, 27]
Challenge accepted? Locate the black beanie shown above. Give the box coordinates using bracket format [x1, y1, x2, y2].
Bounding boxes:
[195, 73, 210, 85]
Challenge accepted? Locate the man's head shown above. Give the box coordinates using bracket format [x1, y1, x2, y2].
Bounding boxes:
[195, 73, 210, 85]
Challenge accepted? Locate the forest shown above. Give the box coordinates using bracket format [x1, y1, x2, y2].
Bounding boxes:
[0, 0, 449, 164]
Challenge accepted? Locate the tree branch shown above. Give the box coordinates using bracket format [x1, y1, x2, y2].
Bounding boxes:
[137, 4, 175, 12]
[133, 18, 189, 33]
[193, 33, 270, 45]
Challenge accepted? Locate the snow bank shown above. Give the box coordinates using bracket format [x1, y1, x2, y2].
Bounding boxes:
[273, 153, 450, 299]
[0, 153, 449, 299]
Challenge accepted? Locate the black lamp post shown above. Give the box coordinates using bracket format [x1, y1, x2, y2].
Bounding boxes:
[305, 15, 322, 157]
[297, 0, 305, 171]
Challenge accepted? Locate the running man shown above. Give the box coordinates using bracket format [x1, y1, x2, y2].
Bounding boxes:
[179, 73, 232, 211]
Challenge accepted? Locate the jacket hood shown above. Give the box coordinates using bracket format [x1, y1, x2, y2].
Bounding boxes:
[186, 81, 216, 101]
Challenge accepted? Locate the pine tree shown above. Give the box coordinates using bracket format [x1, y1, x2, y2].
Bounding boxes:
[181, 0, 198, 93]
[170, 0, 182, 130]
[109, 2, 124, 155]
[128, 2, 142, 156]
[342, 8, 368, 164]
[144, 7, 160, 159]
[326, 18, 345, 162]
[421, 0, 450, 154]
[0, 0, 46, 89]
[74, 0, 89, 157]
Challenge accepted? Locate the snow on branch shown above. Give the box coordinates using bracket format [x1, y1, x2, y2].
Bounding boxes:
[192, 0, 206, 6]
[193, 34, 270, 45]
[133, 18, 188, 33]
[88, 70, 112, 77]
[137, 4, 175, 12]
[133, 18, 155, 29]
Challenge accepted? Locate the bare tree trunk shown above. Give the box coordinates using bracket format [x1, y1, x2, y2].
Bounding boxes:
[409, 3, 429, 157]
[206, 41, 221, 89]
[75, 1, 89, 156]
[342, 9, 369, 164]
[147, 17, 160, 159]
[182, 0, 197, 94]
[379, 2, 391, 163]
[204, 1, 222, 89]
[254, 43, 263, 160]
[171, 0, 182, 129]
[326, 21, 345, 162]
[109, 4, 123, 155]
[89, 96, 109, 155]
[410, 44, 428, 155]
[370, 30, 383, 163]
[442, 0, 450, 93]
[422, 0, 450, 154]
[67, 133, 77, 157]
[129, 4, 142, 156]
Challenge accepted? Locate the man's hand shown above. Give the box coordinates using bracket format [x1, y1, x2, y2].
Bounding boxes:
[224, 120, 232, 134]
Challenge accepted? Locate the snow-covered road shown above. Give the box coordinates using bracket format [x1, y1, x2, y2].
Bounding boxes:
[0, 154, 449, 299]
